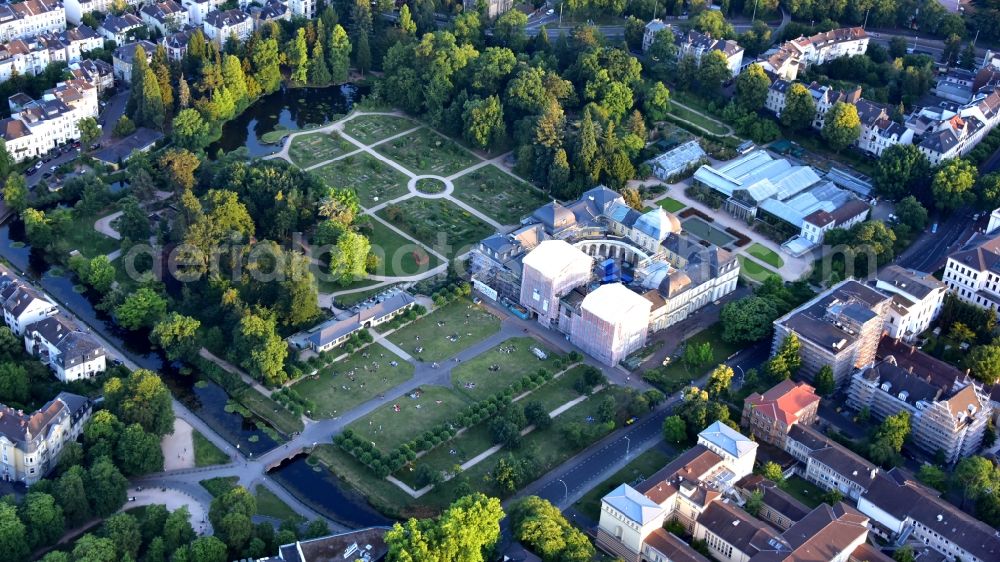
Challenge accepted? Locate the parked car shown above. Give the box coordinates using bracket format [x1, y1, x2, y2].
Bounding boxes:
[931, 222, 939, 234]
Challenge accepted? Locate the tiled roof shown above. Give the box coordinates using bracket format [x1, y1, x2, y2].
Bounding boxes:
[744, 380, 820, 426]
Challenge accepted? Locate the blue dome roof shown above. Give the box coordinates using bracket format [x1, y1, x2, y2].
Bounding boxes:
[634, 207, 680, 241]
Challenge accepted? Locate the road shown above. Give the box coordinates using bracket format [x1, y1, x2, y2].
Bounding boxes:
[894, 206, 977, 273]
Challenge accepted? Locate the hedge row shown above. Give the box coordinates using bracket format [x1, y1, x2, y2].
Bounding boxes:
[273, 387, 316, 417]
[334, 368, 557, 479]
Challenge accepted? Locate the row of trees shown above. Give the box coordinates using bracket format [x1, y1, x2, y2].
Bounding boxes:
[918, 455, 1000, 527]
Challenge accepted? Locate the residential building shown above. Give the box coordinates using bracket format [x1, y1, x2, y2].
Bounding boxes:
[642, 19, 670, 52]
[202, 8, 251, 45]
[99, 13, 144, 45]
[809, 84, 862, 130]
[181, 0, 221, 25]
[907, 88, 1000, 165]
[854, 99, 914, 156]
[473, 186, 738, 366]
[0, 78, 99, 162]
[648, 140, 707, 181]
[847, 358, 992, 463]
[874, 266, 946, 342]
[295, 290, 415, 353]
[597, 421, 875, 562]
[799, 199, 869, 246]
[461, 0, 511, 18]
[160, 28, 193, 60]
[735, 475, 811, 531]
[934, 67, 976, 103]
[0, 392, 92, 485]
[91, 126, 162, 167]
[0, 280, 57, 335]
[24, 315, 106, 382]
[570, 283, 651, 367]
[44, 24, 103, 62]
[63, 0, 142, 25]
[69, 58, 115, 94]
[772, 279, 891, 387]
[784, 424, 879, 500]
[943, 209, 1000, 313]
[141, 0, 189, 34]
[693, 150, 869, 247]
[857, 468, 1000, 562]
[759, 27, 868, 81]
[0, 37, 49, 80]
[0, 25, 102, 80]
[257, 527, 391, 562]
[677, 30, 744, 77]
[0, 0, 65, 43]
[246, 0, 288, 30]
[286, 0, 315, 18]
[741, 379, 820, 447]
[112, 39, 155, 82]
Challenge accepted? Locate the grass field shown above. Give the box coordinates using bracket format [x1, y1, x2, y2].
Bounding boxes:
[377, 198, 494, 259]
[291, 343, 415, 419]
[375, 127, 478, 176]
[288, 131, 355, 168]
[658, 197, 686, 213]
[574, 447, 675, 520]
[683, 217, 735, 247]
[747, 243, 784, 268]
[451, 165, 548, 224]
[193, 431, 229, 467]
[451, 337, 560, 401]
[668, 104, 731, 136]
[344, 114, 418, 145]
[66, 210, 119, 258]
[255, 486, 302, 521]
[386, 299, 501, 361]
[738, 255, 780, 284]
[783, 475, 825, 509]
[529, 366, 585, 412]
[346, 386, 468, 454]
[311, 153, 409, 207]
[654, 323, 743, 387]
[367, 221, 440, 277]
[200, 476, 238, 497]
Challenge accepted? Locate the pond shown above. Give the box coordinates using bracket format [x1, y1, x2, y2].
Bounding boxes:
[207, 84, 368, 157]
[268, 454, 392, 529]
[0, 219, 279, 455]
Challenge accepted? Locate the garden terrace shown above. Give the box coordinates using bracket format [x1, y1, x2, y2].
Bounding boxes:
[311, 153, 409, 207]
[377, 198, 494, 260]
[343, 114, 419, 145]
[374, 127, 478, 176]
[450, 165, 548, 225]
[288, 131, 355, 168]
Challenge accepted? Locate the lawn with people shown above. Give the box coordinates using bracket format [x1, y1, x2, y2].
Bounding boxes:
[385, 299, 501, 361]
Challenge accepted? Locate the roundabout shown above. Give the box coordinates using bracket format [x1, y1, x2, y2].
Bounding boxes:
[408, 175, 453, 197]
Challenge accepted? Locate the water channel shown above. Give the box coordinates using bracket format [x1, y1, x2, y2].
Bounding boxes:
[0, 84, 387, 526]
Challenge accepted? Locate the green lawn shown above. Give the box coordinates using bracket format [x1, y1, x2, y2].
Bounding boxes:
[386, 299, 501, 361]
[200, 476, 239, 497]
[650, 323, 743, 390]
[343, 114, 418, 145]
[668, 104, 730, 136]
[738, 255, 780, 284]
[747, 243, 784, 268]
[346, 386, 469, 454]
[658, 197, 686, 213]
[367, 221, 440, 277]
[311, 152, 410, 208]
[375, 127, 479, 176]
[290, 343, 415, 419]
[782, 475, 825, 509]
[451, 165, 548, 225]
[255, 486, 302, 521]
[574, 447, 675, 520]
[288, 131, 355, 168]
[395, 423, 496, 489]
[193, 431, 229, 467]
[377, 198, 495, 259]
[528, 366, 585, 412]
[451, 337, 561, 401]
[65, 210, 119, 258]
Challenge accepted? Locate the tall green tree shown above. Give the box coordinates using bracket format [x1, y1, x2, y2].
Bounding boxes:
[821, 101, 861, 151]
[103, 369, 175, 436]
[931, 158, 978, 212]
[327, 24, 351, 83]
[781, 83, 816, 130]
[869, 411, 911, 466]
[3, 174, 27, 213]
[103, 512, 142, 560]
[735, 63, 770, 111]
[309, 39, 331, 85]
[115, 287, 167, 330]
[386, 494, 503, 562]
[86, 457, 128, 517]
[698, 50, 732, 94]
[151, 312, 201, 361]
[463, 95, 505, 150]
[873, 144, 930, 200]
[21, 492, 64, 549]
[126, 44, 150, 117]
[289, 28, 309, 83]
[233, 311, 287, 386]
[251, 38, 282, 94]
[814, 365, 836, 396]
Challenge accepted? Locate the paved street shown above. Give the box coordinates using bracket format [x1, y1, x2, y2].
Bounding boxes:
[895, 206, 978, 273]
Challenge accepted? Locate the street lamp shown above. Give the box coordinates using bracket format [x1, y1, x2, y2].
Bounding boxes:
[750, 0, 759, 22]
[624, 436, 631, 457]
[558, 479, 568, 503]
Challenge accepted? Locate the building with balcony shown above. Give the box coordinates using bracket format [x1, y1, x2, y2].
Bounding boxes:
[0, 392, 92, 485]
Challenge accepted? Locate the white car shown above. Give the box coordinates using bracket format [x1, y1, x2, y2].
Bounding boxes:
[546, 8, 554, 14]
